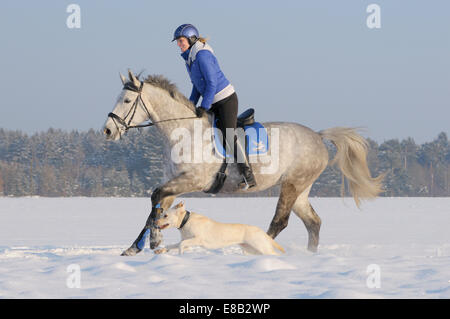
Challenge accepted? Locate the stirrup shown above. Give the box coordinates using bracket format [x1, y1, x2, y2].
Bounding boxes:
[238, 175, 256, 190]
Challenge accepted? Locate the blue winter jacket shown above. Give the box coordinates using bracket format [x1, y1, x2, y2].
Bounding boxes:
[181, 41, 232, 110]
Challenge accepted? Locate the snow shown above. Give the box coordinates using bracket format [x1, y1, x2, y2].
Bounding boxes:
[0, 197, 449, 298]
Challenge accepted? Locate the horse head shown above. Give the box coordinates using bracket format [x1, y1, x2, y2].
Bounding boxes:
[104, 70, 151, 140]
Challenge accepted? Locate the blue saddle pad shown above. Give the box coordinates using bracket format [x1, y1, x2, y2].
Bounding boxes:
[213, 118, 269, 158]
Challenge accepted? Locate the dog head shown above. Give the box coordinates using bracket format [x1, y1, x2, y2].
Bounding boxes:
[155, 201, 186, 230]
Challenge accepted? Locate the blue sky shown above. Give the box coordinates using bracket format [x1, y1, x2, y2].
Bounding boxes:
[0, 0, 449, 143]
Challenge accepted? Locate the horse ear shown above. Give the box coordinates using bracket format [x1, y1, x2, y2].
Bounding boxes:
[174, 201, 185, 209]
[128, 69, 140, 88]
[120, 72, 127, 85]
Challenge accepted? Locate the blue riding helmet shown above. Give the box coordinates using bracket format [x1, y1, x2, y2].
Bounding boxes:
[172, 24, 199, 42]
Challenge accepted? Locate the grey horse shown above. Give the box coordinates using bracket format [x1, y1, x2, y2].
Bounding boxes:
[104, 70, 383, 256]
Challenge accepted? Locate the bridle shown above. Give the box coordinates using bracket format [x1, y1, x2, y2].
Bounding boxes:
[108, 82, 152, 134]
[107, 81, 198, 136]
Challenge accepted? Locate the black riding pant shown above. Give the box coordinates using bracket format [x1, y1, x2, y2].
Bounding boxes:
[209, 93, 240, 160]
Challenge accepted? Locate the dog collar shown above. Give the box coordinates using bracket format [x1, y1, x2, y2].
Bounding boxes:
[178, 210, 191, 229]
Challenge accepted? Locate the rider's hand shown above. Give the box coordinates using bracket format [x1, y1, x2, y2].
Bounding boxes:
[196, 107, 206, 118]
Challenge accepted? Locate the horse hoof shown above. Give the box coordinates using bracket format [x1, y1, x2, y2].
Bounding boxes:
[150, 240, 161, 250]
[121, 246, 141, 256]
[307, 245, 318, 253]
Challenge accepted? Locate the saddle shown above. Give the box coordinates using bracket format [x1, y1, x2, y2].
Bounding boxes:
[212, 108, 268, 158]
[237, 108, 255, 127]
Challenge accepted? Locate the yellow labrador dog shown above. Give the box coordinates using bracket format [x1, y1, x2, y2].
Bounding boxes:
[154, 202, 285, 255]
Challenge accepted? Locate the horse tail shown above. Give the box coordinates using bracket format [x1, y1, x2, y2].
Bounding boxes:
[319, 127, 384, 207]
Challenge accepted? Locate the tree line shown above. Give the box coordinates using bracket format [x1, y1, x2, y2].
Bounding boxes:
[0, 128, 448, 197]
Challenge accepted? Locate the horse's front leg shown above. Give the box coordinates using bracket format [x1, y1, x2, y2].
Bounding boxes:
[120, 195, 175, 256]
[148, 173, 203, 249]
[148, 190, 174, 249]
[121, 172, 202, 256]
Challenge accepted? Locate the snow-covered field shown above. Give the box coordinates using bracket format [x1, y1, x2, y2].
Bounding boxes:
[0, 197, 449, 299]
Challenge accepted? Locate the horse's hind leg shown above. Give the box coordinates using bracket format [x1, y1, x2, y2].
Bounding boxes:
[267, 182, 299, 239]
[292, 186, 322, 252]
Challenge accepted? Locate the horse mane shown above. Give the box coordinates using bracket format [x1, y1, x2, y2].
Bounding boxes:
[143, 74, 195, 111]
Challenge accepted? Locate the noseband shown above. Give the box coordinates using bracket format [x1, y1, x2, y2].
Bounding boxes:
[107, 81, 198, 136]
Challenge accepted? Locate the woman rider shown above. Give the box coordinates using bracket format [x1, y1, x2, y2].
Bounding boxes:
[172, 24, 256, 190]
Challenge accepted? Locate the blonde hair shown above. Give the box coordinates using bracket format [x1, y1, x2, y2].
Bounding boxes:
[198, 36, 209, 44]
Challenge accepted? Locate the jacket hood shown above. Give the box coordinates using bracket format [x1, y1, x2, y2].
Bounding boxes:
[180, 41, 214, 66]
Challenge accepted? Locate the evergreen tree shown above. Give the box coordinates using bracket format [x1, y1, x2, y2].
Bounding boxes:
[0, 127, 448, 197]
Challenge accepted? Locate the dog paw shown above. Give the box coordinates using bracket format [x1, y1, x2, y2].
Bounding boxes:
[154, 248, 167, 254]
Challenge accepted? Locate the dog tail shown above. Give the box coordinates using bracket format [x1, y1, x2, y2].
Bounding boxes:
[271, 239, 285, 254]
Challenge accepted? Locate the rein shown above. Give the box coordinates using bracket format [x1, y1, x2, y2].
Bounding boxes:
[108, 81, 198, 134]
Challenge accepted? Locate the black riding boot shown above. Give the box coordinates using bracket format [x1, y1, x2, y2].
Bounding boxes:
[235, 137, 256, 190]
[237, 162, 256, 190]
